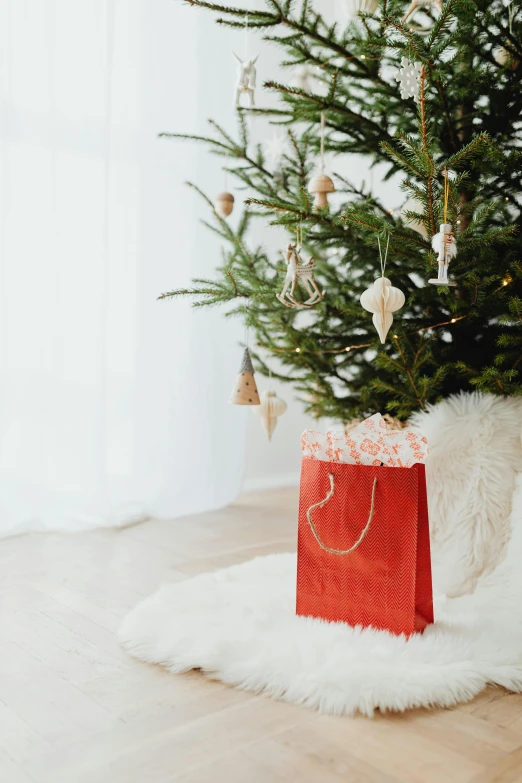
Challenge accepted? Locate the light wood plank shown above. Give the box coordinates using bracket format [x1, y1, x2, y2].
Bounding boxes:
[0, 486, 521, 783]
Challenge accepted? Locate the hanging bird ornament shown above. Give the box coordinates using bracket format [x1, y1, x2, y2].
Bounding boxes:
[254, 388, 287, 441]
[276, 234, 324, 310]
[233, 14, 258, 107]
[360, 236, 405, 343]
[429, 170, 457, 287]
[308, 113, 335, 210]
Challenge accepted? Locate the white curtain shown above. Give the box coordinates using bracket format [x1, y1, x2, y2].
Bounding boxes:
[0, 0, 249, 537]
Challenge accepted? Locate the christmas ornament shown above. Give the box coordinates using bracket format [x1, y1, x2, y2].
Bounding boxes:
[393, 58, 422, 102]
[215, 161, 234, 218]
[254, 389, 287, 441]
[402, 0, 442, 35]
[229, 348, 260, 405]
[234, 14, 258, 107]
[308, 112, 335, 210]
[429, 170, 457, 287]
[430, 224, 457, 286]
[215, 191, 234, 218]
[342, 0, 378, 19]
[360, 236, 405, 344]
[494, 47, 520, 70]
[276, 241, 324, 310]
[234, 53, 258, 107]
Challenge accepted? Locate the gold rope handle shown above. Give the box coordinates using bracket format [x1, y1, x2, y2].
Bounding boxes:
[306, 474, 378, 555]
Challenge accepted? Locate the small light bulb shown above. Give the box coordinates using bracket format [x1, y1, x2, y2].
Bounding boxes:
[457, 219, 461, 225]
[388, 210, 394, 215]
[345, 347, 351, 352]
[505, 197, 509, 202]
[503, 279, 508, 286]
[393, 334, 398, 339]
[295, 347, 301, 353]
[451, 318, 457, 323]
[361, 55, 366, 60]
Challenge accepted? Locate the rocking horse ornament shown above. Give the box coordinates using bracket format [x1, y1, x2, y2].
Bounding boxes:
[276, 242, 324, 310]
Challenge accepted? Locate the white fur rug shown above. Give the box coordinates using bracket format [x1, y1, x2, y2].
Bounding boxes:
[119, 393, 522, 716]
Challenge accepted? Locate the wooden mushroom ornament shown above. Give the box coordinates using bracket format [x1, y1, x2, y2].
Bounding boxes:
[229, 348, 260, 405]
[308, 112, 335, 211]
[360, 277, 405, 344]
[308, 173, 335, 210]
[254, 390, 287, 441]
[215, 192, 234, 218]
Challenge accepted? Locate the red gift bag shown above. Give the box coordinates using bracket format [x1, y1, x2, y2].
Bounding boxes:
[296, 457, 434, 637]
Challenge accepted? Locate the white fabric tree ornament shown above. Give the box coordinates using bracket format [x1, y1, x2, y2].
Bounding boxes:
[254, 389, 287, 441]
[393, 58, 422, 102]
[360, 236, 405, 344]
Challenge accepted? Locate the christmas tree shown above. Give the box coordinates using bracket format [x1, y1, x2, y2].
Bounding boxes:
[159, 0, 521, 421]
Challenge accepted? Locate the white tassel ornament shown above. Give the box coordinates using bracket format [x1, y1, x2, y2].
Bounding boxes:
[254, 390, 287, 441]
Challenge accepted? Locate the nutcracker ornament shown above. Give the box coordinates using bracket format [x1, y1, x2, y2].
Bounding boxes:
[429, 170, 457, 287]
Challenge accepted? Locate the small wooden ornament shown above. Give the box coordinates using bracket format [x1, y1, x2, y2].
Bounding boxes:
[429, 223, 457, 286]
[308, 112, 335, 211]
[308, 173, 335, 210]
[360, 277, 405, 344]
[229, 348, 260, 406]
[276, 242, 324, 309]
[215, 192, 234, 218]
[254, 390, 287, 441]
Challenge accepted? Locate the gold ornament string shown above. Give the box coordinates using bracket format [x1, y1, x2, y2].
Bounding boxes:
[443, 167, 449, 224]
[320, 111, 325, 173]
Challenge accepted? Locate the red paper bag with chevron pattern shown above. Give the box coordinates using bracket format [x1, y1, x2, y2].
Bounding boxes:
[296, 419, 433, 637]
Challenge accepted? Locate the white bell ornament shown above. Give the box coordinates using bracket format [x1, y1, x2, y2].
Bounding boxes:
[360, 277, 405, 344]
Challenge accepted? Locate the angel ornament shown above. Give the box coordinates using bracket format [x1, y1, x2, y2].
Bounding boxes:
[360, 236, 405, 343]
[234, 53, 258, 107]
[276, 242, 324, 310]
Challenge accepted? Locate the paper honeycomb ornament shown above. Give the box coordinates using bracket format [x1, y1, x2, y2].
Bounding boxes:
[254, 390, 287, 441]
[229, 348, 260, 405]
[360, 277, 405, 344]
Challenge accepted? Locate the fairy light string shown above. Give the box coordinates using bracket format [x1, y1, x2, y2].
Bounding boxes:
[258, 315, 467, 355]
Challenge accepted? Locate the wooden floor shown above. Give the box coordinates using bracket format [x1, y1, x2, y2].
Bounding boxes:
[1, 488, 522, 783]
